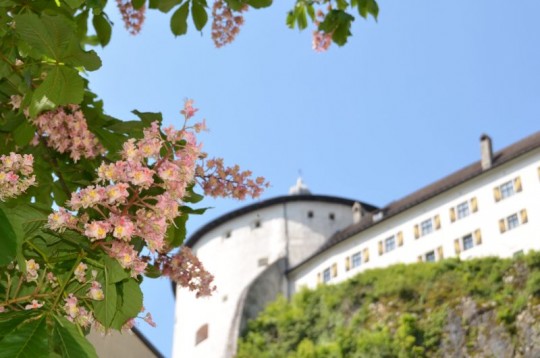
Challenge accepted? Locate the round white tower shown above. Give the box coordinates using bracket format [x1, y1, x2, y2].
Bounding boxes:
[172, 181, 377, 358]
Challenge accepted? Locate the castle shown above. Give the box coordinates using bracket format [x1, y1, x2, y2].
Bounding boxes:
[172, 131, 540, 358]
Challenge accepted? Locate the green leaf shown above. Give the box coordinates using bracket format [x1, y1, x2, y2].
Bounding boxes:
[319, 10, 354, 46]
[0, 60, 10, 79]
[63, 0, 85, 9]
[92, 281, 118, 328]
[332, 13, 354, 46]
[14, 13, 101, 71]
[183, 185, 204, 203]
[356, 0, 378, 20]
[144, 263, 162, 278]
[105, 120, 149, 138]
[0, 316, 48, 358]
[132, 0, 146, 9]
[152, 0, 181, 13]
[14, 13, 68, 61]
[62, 48, 102, 72]
[294, 4, 308, 30]
[0, 310, 39, 342]
[92, 13, 112, 46]
[246, 0, 272, 9]
[118, 279, 143, 318]
[131, 110, 163, 125]
[286, 11, 295, 29]
[165, 214, 187, 247]
[92, 126, 127, 158]
[306, 4, 315, 21]
[13, 120, 35, 146]
[109, 279, 143, 330]
[75, 10, 89, 39]
[0, 206, 18, 265]
[180, 206, 209, 215]
[336, 0, 348, 10]
[226, 0, 245, 11]
[52, 181, 70, 207]
[103, 255, 130, 283]
[170, 2, 190, 36]
[191, 1, 208, 31]
[30, 66, 84, 117]
[53, 316, 98, 358]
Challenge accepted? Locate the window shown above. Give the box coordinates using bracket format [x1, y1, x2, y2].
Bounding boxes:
[323, 268, 331, 283]
[307, 211, 314, 218]
[507, 213, 519, 230]
[462, 234, 474, 251]
[253, 220, 261, 229]
[258, 257, 269, 267]
[425, 251, 436, 262]
[352, 252, 362, 268]
[456, 201, 470, 219]
[450, 197, 478, 222]
[384, 236, 396, 253]
[500, 181, 514, 199]
[195, 324, 208, 345]
[329, 213, 335, 220]
[225, 231, 231, 239]
[421, 219, 433, 236]
[454, 231, 480, 254]
[500, 209, 528, 233]
[494, 177, 522, 202]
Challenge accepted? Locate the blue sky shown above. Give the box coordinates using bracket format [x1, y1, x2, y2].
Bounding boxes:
[89, 1, 540, 356]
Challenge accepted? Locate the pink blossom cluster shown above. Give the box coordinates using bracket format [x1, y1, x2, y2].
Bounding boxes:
[0, 152, 35, 201]
[31, 105, 104, 162]
[74, 262, 88, 283]
[116, 0, 145, 35]
[46, 100, 267, 301]
[160, 247, 216, 298]
[196, 158, 269, 200]
[6, 259, 103, 319]
[211, 0, 247, 48]
[25, 259, 40, 282]
[312, 9, 333, 52]
[25, 300, 43, 310]
[63, 294, 95, 327]
[46, 102, 207, 277]
[63, 265, 103, 325]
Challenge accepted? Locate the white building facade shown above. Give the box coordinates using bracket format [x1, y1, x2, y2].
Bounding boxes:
[173, 132, 540, 358]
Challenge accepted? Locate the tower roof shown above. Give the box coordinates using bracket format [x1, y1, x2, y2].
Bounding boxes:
[184, 194, 378, 248]
[289, 177, 311, 195]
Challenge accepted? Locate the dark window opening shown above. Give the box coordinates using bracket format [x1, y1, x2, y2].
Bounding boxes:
[425, 251, 436, 262]
[195, 324, 208, 345]
[329, 213, 335, 220]
[307, 211, 314, 218]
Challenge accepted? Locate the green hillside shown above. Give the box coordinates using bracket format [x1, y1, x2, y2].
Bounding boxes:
[237, 252, 540, 357]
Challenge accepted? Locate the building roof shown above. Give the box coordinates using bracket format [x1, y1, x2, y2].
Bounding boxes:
[289, 131, 540, 273]
[184, 195, 378, 249]
[132, 328, 166, 358]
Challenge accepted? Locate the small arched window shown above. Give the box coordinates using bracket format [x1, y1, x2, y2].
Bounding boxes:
[195, 324, 208, 345]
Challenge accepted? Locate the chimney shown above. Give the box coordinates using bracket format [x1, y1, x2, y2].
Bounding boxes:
[352, 202, 362, 224]
[480, 134, 493, 170]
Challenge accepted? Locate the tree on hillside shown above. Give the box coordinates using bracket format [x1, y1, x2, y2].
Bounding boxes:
[0, 0, 377, 356]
